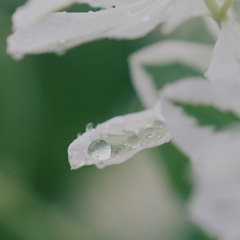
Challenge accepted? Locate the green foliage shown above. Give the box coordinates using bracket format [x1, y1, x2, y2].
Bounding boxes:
[173, 102, 240, 131]
[158, 143, 191, 200]
[144, 62, 203, 90]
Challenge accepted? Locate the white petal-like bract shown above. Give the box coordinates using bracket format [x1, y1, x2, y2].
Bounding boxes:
[8, 0, 171, 59]
[68, 102, 171, 169]
[162, 0, 208, 34]
[206, 19, 240, 83]
[161, 78, 240, 240]
[129, 41, 212, 108]
[12, 0, 143, 30]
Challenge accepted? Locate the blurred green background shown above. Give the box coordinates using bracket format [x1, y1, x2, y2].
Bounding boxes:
[0, 1, 216, 240]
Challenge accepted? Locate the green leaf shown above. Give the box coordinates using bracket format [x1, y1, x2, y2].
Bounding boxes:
[173, 102, 240, 131]
[144, 62, 203, 90]
[158, 142, 192, 200]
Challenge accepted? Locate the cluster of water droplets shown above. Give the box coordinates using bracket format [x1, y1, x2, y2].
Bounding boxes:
[84, 119, 167, 168]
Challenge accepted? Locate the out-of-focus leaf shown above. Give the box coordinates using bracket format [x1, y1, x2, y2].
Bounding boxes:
[173, 102, 240, 131]
[158, 142, 191, 200]
[144, 62, 203, 90]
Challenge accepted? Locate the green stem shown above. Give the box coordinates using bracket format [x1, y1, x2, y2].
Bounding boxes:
[204, 0, 234, 26]
[220, 0, 234, 19]
[204, 0, 220, 19]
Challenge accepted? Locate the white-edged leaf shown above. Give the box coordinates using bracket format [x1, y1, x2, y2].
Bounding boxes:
[160, 78, 240, 240]
[129, 41, 212, 108]
[12, 0, 142, 31]
[162, 0, 208, 34]
[68, 102, 171, 169]
[206, 19, 240, 83]
[8, 0, 171, 59]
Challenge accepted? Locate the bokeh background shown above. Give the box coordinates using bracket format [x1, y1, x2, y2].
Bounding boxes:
[0, 1, 215, 239]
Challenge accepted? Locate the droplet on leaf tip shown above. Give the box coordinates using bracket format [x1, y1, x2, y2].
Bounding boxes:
[88, 139, 111, 161]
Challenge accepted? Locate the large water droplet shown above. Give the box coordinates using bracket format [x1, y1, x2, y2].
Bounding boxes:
[88, 140, 111, 161]
[126, 134, 140, 148]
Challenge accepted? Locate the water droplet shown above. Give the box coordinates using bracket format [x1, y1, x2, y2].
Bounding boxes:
[88, 140, 111, 161]
[77, 132, 81, 137]
[56, 49, 66, 56]
[112, 148, 120, 157]
[153, 121, 164, 130]
[86, 122, 95, 132]
[146, 128, 155, 138]
[96, 161, 106, 169]
[126, 134, 140, 148]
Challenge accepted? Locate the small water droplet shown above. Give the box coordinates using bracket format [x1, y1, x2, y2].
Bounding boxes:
[88, 139, 111, 161]
[77, 132, 81, 137]
[126, 134, 140, 148]
[96, 161, 106, 169]
[152, 120, 164, 130]
[146, 127, 155, 138]
[56, 49, 66, 56]
[86, 122, 95, 132]
[112, 148, 120, 157]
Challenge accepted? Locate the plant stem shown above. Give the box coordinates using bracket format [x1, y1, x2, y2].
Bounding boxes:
[220, 0, 234, 19]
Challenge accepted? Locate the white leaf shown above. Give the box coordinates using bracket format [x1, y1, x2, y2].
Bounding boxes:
[68, 102, 171, 169]
[161, 78, 240, 162]
[129, 40, 212, 108]
[12, 0, 142, 31]
[206, 19, 240, 83]
[8, 0, 171, 59]
[162, 0, 208, 34]
[161, 78, 240, 240]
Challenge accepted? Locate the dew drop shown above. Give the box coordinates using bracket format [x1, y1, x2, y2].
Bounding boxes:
[88, 140, 111, 161]
[96, 161, 106, 169]
[126, 134, 140, 148]
[86, 122, 95, 132]
[152, 120, 164, 130]
[56, 49, 66, 56]
[146, 127, 155, 139]
[112, 148, 120, 157]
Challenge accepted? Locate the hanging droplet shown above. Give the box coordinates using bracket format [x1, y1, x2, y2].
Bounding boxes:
[88, 140, 111, 161]
[126, 134, 140, 148]
[86, 122, 95, 132]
